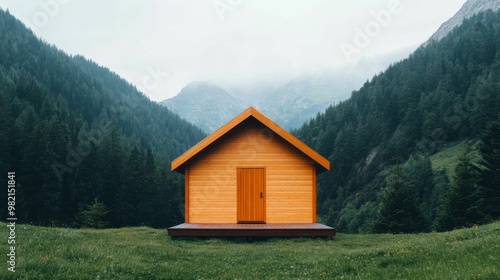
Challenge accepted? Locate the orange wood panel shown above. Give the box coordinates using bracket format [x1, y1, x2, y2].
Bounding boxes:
[185, 167, 189, 223]
[312, 165, 316, 223]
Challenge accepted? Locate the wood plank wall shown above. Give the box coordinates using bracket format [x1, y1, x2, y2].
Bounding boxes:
[188, 118, 315, 223]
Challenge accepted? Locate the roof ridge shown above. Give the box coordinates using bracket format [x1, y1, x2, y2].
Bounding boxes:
[171, 107, 330, 173]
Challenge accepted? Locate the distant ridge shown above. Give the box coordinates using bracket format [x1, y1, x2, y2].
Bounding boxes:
[160, 72, 357, 133]
[427, 0, 500, 43]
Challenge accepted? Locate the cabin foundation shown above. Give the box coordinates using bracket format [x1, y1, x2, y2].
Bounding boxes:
[168, 223, 336, 239]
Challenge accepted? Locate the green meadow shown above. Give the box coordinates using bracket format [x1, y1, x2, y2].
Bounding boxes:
[1, 222, 499, 279]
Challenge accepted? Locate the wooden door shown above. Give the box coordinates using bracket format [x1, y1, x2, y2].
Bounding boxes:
[237, 168, 265, 223]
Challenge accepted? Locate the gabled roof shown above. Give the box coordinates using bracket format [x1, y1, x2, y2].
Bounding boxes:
[171, 107, 330, 174]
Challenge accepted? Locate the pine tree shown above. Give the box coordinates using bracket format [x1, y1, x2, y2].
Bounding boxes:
[479, 117, 500, 220]
[405, 155, 436, 222]
[373, 165, 428, 233]
[140, 147, 158, 226]
[82, 198, 109, 229]
[0, 89, 12, 219]
[23, 120, 62, 225]
[95, 125, 126, 227]
[436, 150, 483, 231]
[430, 170, 450, 228]
[156, 168, 184, 227]
[120, 147, 145, 226]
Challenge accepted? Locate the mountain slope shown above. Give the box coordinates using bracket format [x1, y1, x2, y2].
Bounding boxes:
[294, 10, 500, 233]
[254, 72, 355, 131]
[428, 0, 500, 43]
[161, 81, 244, 133]
[0, 9, 205, 228]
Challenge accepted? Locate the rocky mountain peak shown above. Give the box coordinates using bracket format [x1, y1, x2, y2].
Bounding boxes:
[427, 0, 500, 43]
[177, 81, 227, 98]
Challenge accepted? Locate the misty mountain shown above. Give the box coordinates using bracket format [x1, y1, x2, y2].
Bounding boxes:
[161, 43, 417, 134]
[161, 81, 243, 133]
[161, 71, 363, 133]
[252, 72, 356, 130]
[427, 0, 500, 43]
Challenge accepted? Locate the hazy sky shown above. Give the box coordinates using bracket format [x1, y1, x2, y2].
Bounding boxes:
[1, 0, 466, 101]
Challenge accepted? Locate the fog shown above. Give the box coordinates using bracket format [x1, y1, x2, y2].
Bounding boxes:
[1, 0, 465, 101]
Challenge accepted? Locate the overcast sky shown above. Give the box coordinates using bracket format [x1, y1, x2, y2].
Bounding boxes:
[1, 0, 466, 101]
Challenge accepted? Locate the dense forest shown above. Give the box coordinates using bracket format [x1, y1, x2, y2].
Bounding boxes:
[0, 9, 206, 228]
[294, 10, 500, 233]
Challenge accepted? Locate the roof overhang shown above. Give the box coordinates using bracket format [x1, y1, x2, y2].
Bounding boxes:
[171, 107, 330, 174]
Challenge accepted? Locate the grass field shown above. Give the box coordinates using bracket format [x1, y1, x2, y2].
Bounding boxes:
[1, 221, 499, 279]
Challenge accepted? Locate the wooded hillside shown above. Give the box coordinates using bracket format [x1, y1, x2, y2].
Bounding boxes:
[294, 10, 500, 233]
[0, 9, 206, 228]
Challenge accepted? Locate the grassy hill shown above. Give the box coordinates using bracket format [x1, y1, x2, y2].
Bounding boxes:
[1, 222, 498, 279]
[429, 140, 483, 177]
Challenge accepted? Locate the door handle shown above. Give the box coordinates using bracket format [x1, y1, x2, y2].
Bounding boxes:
[260, 192, 263, 198]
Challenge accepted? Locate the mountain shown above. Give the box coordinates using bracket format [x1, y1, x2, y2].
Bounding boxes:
[253, 72, 354, 130]
[294, 10, 500, 233]
[161, 71, 363, 133]
[0, 9, 205, 228]
[427, 0, 500, 43]
[161, 81, 244, 133]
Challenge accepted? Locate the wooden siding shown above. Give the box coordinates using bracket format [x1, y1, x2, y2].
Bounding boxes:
[188, 118, 315, 223]
[185, 167, 190, 223]
[312, 165, 317, 223]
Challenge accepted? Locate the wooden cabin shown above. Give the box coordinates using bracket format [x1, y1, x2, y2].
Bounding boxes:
[168, 107, 335, 238]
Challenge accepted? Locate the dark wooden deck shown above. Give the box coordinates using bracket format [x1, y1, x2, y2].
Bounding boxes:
[167, 223, 336, 239]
